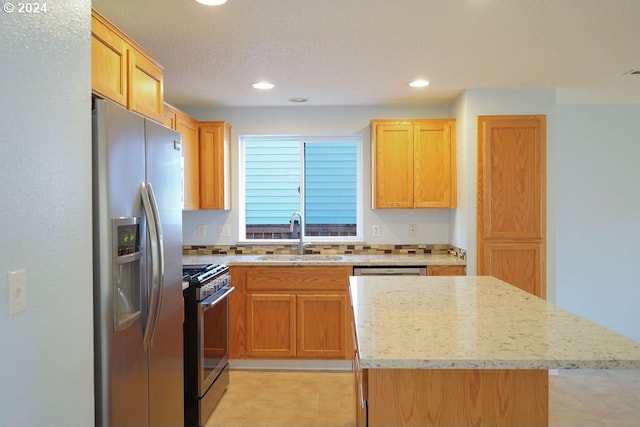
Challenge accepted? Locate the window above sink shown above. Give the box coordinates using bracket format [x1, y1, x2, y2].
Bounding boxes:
[239, 135, 364, 242]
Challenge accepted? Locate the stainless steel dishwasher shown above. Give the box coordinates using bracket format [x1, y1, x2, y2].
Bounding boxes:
[352, 266, 427, 276]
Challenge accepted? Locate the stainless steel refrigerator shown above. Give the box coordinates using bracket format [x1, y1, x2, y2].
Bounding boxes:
[92, 98, 184, 427]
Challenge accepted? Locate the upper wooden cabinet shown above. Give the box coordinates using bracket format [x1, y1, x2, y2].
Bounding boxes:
[91, 11, 127, 107]
[371, 119, 456, 208]
[163, 103, 200, 210]
[199, 121, 231, 210]
[91, 9, 164, 123]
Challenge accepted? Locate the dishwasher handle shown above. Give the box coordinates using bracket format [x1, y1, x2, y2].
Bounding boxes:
[353, 266, 427, 276]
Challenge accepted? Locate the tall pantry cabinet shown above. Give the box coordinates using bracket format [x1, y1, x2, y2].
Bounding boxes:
[477, 115, 546, 298]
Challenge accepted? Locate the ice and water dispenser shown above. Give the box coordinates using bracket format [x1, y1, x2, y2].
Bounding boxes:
[112, 217, 142, 331]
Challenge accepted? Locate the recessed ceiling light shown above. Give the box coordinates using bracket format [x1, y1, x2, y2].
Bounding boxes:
[251, 81, 275, 90]
[409, 79, 430, 88]
[289, 97, 308, 103]
[194, 0, 228, 5]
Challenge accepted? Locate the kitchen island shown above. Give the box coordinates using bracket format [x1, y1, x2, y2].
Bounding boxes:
[350, 275, 640, 427]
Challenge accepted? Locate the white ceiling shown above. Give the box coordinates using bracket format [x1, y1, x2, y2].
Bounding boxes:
[92, 0, 640, 108]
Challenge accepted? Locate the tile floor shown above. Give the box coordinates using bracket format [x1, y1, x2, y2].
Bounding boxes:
[206, 369, 640, 427]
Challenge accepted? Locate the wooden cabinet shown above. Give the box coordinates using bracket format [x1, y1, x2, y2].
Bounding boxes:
[371, 119, 456, 208]
[351, 313, 368, 427]
[128, 48, 163, 122]
[91, 9, 164, 123]
[246, 293, 296, 358]
[91, 11, 128, 107]
[427, 265, 466, 276]
[296, 294, 347, 358]
[230, 265, 351, 359]
[199, 121, 231, 210]
[161, 104, 177, 129]
[164, 103, 200, 210]
[477, 115, 546, 297]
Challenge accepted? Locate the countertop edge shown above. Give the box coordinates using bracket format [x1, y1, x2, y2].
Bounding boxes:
[359, 359, 640, 370]
[183, 253, 466, 267]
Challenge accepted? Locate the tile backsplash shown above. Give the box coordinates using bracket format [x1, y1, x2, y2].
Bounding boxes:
[183, 243, 466, 260]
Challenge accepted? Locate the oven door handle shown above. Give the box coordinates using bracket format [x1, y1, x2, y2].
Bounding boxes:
[202, 287, 235, 311]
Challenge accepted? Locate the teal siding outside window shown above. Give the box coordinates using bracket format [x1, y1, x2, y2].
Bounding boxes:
[245, 139, 300, 225]
[242, 136, 360, 239]
[305, 142, 357, 225]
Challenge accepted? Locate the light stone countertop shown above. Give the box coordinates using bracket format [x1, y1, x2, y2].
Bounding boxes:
[350, 275, 640, 370]
[183, 253, 465, 267]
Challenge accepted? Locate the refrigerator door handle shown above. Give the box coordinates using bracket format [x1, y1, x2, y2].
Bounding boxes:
[141, 182, 160, 351]
[146, 182, 165, 347]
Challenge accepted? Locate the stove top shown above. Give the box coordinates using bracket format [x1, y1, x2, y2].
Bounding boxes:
[182, 264, 229, 286]
[182, 264, 231, 300]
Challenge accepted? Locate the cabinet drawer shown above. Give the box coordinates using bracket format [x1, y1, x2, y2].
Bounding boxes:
[245, 266, 350, 291]
[427, 265, 466, 276]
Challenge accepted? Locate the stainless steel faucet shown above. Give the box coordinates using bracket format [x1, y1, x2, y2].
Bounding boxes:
[289, 210, 304, 255]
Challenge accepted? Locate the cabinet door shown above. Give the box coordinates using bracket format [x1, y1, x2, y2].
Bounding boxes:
[176, 112, 200, 210]
[246, 293, 296, 358]
[296, 294, 347, 359]
[414, 120, 456, 208]
[372, 122, 414, 208]
[481, 242, 543, 297]
[427, 265, 466, 276]
[91, 13, 128, 107]
[477, 115, 546, 297]
[199, 121, 231, 210]
[161, 103, 176, 129]
[128, 48, 164, 123]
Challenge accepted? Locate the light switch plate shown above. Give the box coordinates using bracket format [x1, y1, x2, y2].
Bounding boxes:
[9, 269, 27, 314]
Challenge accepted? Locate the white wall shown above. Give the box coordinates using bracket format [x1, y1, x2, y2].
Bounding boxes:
[556, 104, 640, 341]
[0, 2, 94, 426]
[181, 104, 455, 246]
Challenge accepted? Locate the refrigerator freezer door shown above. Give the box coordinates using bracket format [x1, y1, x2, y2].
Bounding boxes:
[144, 119, 185, 427]
[93, 99, 149, 427]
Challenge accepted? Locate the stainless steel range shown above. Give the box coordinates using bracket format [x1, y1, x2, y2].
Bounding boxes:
[182, 264, 234, 427]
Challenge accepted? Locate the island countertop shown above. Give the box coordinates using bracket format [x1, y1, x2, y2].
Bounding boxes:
[350, 275, 640, 370]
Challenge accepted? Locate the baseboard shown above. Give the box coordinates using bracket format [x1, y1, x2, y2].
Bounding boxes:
[229, 359, 353, 371]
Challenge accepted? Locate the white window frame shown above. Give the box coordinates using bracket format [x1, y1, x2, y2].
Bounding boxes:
[238, 134, 364, 243]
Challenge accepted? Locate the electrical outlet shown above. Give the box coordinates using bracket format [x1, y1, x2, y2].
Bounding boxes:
[197, 224, 207, 236]
[372, 224, 381, 237]
[408, 224, 417, 237]
[9, 269, 27, 314]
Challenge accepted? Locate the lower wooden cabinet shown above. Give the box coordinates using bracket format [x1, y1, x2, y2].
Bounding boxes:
[246, 293, 296, 358]
[230, 265, 351, 360]
[297, 294, 347, 358]
[427, 265, 466, 276]
[352, 318, 368, 427]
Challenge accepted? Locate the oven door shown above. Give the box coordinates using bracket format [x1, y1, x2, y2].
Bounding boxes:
[197, 286, 235, 396]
